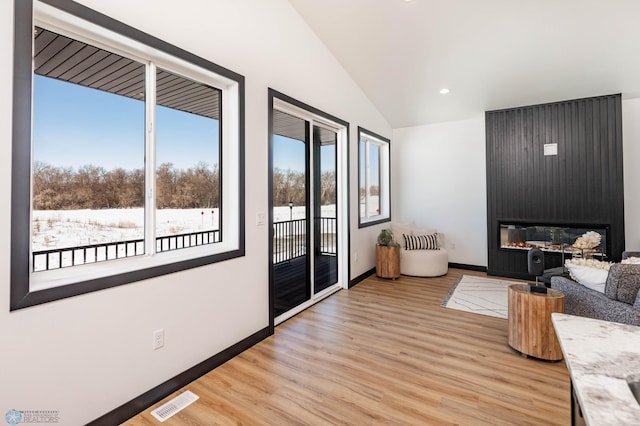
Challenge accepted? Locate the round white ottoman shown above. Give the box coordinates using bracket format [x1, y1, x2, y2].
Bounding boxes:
[400, 248, 449, 277]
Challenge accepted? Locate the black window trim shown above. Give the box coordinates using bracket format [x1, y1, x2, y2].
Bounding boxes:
[357, 126, 391, 228]
[11, 0, 245, 310]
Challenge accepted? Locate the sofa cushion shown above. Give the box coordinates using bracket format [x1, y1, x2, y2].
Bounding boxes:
[551, 275, 640, 325]
[605, 264, 640, 305]
[403, 233, 439, 250]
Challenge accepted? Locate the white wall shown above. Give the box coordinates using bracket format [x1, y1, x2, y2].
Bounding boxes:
[0, 1, 390, 424]
[392, 117, 488, 267]
[623, 98, 640, 250]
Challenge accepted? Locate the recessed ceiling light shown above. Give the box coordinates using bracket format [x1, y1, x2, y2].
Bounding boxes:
[440, 88, 450, 94]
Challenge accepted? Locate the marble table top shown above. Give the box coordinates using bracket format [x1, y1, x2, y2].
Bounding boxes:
[551, 313, 640, 425]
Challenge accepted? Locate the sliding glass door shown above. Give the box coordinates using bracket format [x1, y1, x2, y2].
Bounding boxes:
[270, 100, 343, 322]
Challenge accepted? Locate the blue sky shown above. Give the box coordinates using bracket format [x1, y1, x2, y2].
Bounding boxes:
[359, 140, 380, 187]
[33, 75, 219, 171]
[34, 75, 335, 174]
[273, 135, 305, 172]
[273, 135, 336, 173]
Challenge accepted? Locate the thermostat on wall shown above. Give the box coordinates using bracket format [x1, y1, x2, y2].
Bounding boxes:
[543, 143, 558, 156]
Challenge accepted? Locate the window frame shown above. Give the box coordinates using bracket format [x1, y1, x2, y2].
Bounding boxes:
[357, 127, 391, 228]
[11, 0, 245, 310]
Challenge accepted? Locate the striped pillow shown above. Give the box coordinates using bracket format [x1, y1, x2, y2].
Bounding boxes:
[403, 233, 440, 250]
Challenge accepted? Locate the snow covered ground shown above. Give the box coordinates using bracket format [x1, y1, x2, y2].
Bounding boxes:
[32, 208, 218, 250]
[32, 205, 336, 250]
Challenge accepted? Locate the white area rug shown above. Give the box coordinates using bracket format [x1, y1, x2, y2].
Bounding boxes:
[441, 275, 521, 319]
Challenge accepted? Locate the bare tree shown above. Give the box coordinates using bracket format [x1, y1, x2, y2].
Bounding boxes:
[33, 162, 219, 210]
[272, 168, 336, 207]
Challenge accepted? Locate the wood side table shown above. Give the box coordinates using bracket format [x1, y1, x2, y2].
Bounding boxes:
[375, 245, 400, 279]
[508, 284, 565, 361]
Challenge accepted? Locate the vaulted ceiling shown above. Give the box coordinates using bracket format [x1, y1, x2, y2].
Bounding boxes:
[287, 0, 640, 128]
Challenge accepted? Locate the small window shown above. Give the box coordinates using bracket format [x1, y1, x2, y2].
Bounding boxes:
[358, 127, 390, 227]
[11, 0, 244, 310]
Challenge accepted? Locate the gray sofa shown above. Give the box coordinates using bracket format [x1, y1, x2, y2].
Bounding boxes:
[550, 253, 640, 326]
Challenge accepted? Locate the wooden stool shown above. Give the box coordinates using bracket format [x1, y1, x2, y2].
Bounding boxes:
[376, 245, 400, 279]
[508, 284, 564, 361]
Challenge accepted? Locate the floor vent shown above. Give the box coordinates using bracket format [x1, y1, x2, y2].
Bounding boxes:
[150, 390, 199, 422]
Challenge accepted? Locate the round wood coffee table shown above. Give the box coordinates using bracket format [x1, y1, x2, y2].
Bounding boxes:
[507, 284, 565, 361]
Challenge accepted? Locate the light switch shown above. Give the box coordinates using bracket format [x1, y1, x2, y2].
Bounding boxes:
[256, 212, 266, 226]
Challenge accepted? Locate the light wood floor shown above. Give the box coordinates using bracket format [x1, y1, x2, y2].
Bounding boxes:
[124, 269, 570, 425]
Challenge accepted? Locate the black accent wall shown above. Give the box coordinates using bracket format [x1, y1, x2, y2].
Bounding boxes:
[486, 94, 625, 279]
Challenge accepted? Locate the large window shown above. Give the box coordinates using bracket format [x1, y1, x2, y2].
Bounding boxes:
[11, 0, 244, 310]
[358, 127, 390, 227]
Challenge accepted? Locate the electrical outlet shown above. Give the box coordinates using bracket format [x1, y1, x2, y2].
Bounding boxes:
[354, 252, 358, 263]
[153, 328, 164, 350]
[451, 243, 456, 250]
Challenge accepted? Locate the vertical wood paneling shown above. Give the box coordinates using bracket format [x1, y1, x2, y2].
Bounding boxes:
[486, 94, 625, 278]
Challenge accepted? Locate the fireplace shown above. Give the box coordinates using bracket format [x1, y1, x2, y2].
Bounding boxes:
[486, 95, 624, 279]
[499, 222, 609, 259]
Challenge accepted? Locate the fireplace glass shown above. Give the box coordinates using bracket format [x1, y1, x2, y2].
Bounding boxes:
[499, 223, 608, 258]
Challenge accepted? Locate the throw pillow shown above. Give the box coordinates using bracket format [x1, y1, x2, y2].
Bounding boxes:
[622, 256, 640, 265]
[564, 259, 611, 293]
[413, 228, 442, 248]
[403, 233, 440, 250]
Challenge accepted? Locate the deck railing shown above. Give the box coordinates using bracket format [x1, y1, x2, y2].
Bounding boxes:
[272, 217, 336, 265]
[33, 217, 336, 271]
[32, 229, 220, 272]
